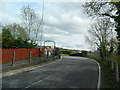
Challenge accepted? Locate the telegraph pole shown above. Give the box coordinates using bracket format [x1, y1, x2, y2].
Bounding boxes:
[40, 0, 44, 60]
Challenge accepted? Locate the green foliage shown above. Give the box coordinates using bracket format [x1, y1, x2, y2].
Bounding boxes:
[2, 24, 38, 49]
[0, 33, 2, 44]
[83, 1, 120, 55]
[9, 23, 29, 40]
[110, 1, 120, 55]
[88, 55, 120, 88]
[99, 59, 120, 88]
[81, 51, 87, 57]
[60, 48, 88, 57]
[61, 49, 76, 55]
[2, 27, 14, 48]
[54, 47, 60, 56]
[60, 54, 69, 56]
[12, 38, 37, 49]
[1, 5, 42, 49]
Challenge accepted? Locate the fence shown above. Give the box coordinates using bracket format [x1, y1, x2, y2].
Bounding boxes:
[0, 48, 45, 64]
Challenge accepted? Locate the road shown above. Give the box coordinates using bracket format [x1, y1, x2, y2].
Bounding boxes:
[2, 56, 100, 89]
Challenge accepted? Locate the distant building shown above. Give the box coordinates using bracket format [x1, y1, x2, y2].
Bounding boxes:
[44, 46, 53, 57]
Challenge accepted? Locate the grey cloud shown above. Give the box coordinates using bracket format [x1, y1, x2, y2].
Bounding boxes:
[1, 2, 91, 50]
[40, 2, 91, 50]
[43, 25, 70, 35]
[57, 2, 89, 19]
[75, 44, 84, 48]
[44, 14, 90, 35]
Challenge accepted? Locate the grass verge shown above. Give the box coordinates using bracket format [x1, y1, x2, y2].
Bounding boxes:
[87, 56, 120, 88]
[60, 54, 69, 56]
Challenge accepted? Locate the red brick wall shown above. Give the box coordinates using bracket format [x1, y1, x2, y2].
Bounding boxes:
[0, 48, 45, 64]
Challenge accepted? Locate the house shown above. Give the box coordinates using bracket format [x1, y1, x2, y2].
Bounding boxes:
[44, 46, 53, 57]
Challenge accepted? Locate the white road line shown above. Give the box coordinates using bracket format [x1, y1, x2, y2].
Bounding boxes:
[24, 73, 57, 89]
[23, 57, 62, 88]
[91, 59, 101, 90]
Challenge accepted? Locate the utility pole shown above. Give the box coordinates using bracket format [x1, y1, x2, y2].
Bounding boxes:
[40, 1, 44, 60]
[40, 0, 44, 45]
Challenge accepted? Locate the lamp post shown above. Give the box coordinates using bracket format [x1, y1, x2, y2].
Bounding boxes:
[44, 40, 56, 59]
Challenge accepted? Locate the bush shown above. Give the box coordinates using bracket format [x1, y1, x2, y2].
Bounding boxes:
[87, 56, 120, 88]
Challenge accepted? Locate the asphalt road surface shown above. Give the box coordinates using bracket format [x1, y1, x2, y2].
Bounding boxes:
[2, 56, 100, 89]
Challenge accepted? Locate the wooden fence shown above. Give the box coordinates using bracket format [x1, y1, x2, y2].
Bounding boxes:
[0, 48, 45, 64]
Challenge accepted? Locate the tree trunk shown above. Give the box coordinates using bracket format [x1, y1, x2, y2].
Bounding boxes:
[116, 52, 119, 82]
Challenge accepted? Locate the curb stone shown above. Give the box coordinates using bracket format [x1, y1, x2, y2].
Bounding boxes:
[0, 57, 61, 78]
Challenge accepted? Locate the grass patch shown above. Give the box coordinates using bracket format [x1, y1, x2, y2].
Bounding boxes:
[87, 56, 120, 88]
[60, 54, 69, 56]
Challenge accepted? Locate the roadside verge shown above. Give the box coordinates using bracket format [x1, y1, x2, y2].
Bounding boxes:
[91, 59, 101, 90]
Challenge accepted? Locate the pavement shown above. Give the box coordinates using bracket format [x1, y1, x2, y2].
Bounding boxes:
[2, 56, 100, 89]
[1, 56, 59, 78]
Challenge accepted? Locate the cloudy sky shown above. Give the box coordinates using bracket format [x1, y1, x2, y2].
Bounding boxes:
[0, 0, 92, 50]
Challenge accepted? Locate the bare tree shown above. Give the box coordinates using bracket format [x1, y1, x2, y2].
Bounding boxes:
[7, 23, 29, 40]
[20, 5, 43, 42]
[83, 0, 120, 55]
[86, 18, 114, 59]
[20, 5, 37, 36]
[33, 15, 42, 39]
[83, 1, 120, 82]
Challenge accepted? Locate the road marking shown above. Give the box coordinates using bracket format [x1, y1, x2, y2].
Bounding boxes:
[91, 59, 101, 90]
[24, 73, 57, 89]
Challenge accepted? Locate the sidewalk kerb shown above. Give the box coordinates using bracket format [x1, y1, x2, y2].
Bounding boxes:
[0, 57, 63, 78]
